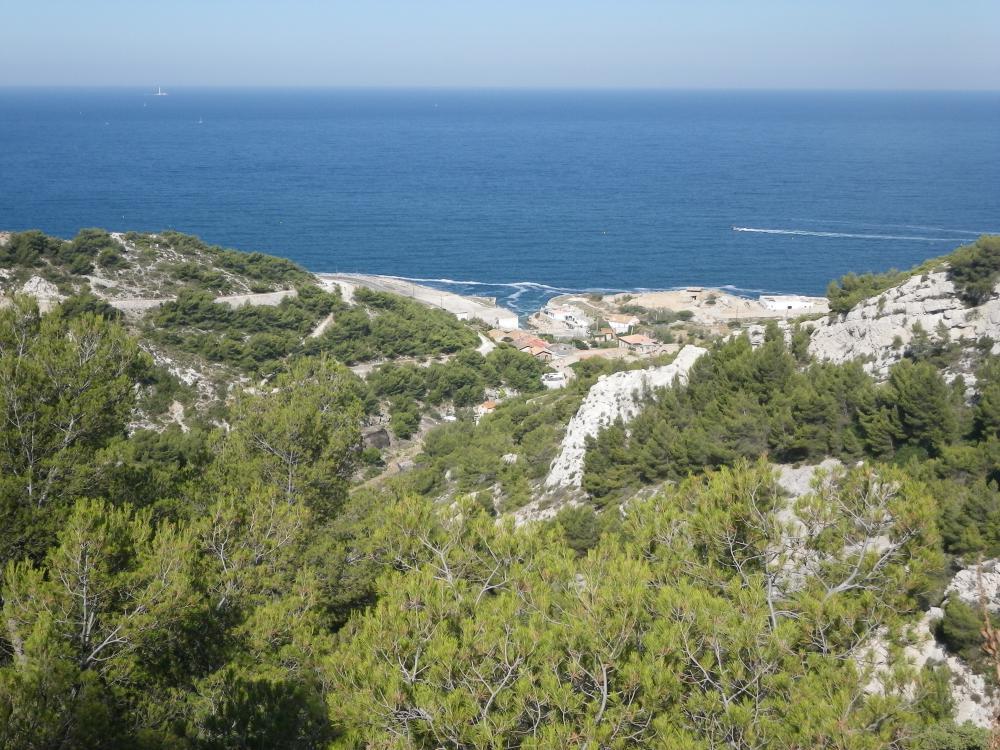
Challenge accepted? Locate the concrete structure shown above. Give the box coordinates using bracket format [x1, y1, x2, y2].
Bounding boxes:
[684, 287, 705, 301]
[547, 343, 578, 359]
[543, 304, 593, 328]
[541, 371, 568, 389]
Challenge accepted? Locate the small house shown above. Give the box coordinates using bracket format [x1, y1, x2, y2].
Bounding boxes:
[593, 327, 615, 342]
[476, 400, 498, 418]
[605, 314, 641, 335]
[618, 334, 657, 355]
[525, 345, 554, 362]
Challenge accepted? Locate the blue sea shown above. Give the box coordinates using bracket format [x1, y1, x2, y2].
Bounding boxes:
[1, 88, 998, 312]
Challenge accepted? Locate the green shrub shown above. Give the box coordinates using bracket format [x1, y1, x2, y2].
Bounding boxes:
[910, 722, 988, 750]
[949, 236, 1000, 307]
[936, 599, 998, 681]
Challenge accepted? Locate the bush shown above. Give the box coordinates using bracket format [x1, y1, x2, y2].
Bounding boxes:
[314, 288, 478, 364]
[936, 599, 998, 681]
[949, 236, 1000, 307]
[910, 722, 988, 750]
[554, 505, 603, 556]
[826, 268, 914, 315]
[148, 286, 343, 373]
[389, 396, 422, 439]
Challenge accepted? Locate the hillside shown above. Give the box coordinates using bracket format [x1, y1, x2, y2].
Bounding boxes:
[3, 229, 1000, 748]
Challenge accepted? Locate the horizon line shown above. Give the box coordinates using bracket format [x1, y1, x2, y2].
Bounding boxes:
[1, 84, 999, 94]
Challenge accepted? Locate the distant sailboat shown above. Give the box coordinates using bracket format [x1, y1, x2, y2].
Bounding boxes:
[154, 86, 168, 96]
[197, 116, 203, 124]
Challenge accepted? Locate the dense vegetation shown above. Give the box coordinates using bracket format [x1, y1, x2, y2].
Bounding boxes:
[583, 324, 1000, 561]
[146, 285, 481, 376]
[0, 229, 312, 296]
[0, 228, 129, 279]
[2, 232, 999, 748]
[368, 345, 549, 440]
[148, 285, 343, 373]
[311, 288, 479, 364]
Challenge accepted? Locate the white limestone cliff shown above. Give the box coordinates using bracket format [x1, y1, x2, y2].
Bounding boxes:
[808, 271, 1000, 378]
[544, 344, 707, 489]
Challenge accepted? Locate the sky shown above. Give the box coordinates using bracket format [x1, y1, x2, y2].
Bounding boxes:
[2, 0, 998, 89]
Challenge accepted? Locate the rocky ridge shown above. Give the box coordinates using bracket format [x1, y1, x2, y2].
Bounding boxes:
[544, 344, 707, 489]
[808, 270, 1000, 379]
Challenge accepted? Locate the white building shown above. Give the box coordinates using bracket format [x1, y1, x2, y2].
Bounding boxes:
[758, 295, 823, 313]
[605, 314, 640, 334]
[542, 371, 568, 390]
[543, 304, 593, 329]
[485, 310, 520, 330]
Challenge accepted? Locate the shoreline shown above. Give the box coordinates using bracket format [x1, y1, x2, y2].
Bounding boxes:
[317, 271, 829, 327]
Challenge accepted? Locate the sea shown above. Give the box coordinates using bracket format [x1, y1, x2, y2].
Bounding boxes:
[1, 88, 998, 313]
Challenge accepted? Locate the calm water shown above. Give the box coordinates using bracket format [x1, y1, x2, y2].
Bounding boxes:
[1, 88, 998, 312]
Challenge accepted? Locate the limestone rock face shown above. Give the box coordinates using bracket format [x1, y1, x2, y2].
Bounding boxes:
[808, 271, 1000, 378]
[20, 275, 63, 301]
[912, 558, 1000, 727]
[946, 558, 1000, 613]
[544, 344, 707, 489]
[854, 558, 999, 728]
[774, 458, 843, 499]
[861, 607, 997, 728]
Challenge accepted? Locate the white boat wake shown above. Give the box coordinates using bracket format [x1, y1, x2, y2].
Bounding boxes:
[732, 227, 970, 242]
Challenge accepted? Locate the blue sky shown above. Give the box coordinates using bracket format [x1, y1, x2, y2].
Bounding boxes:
[3, 0, 998, 89]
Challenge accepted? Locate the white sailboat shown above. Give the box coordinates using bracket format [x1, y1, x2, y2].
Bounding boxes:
[154, 86, 168, 96]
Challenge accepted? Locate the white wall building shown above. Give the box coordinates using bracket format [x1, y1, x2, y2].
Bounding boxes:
[541, 371, 568, 390]
[605, 314, 640, 334]
[758, 295, 822, 313]
[543, 304, 593, 329]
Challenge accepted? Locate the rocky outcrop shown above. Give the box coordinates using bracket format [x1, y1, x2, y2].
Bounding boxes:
[946, 558, 1000, 613]
[903, 558, 1000, 728]
[774, 458, 843, 499]
[860, 607, 997, 728]
[21, 275, 63, 299]
[544, 345, 707, 489]
[808, 271, 1000, 378]
[860, 558, 999, 728]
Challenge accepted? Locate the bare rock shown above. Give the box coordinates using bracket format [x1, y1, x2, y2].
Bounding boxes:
[544, 345, 707, 489]
[809, 271, 1000, 379]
